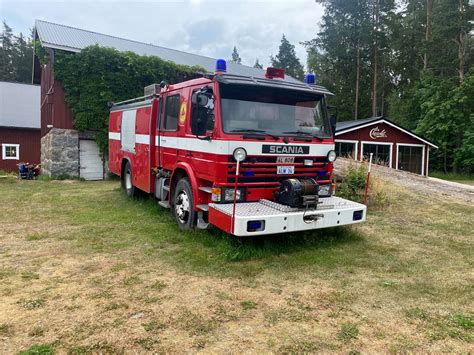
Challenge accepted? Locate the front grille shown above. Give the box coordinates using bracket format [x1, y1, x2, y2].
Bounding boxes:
[227, 156, 331, 185]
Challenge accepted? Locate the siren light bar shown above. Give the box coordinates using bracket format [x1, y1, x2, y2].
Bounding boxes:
[304, 73, 316, 85]
[215, 59, 227, 73]
[265, 67, 285, 79]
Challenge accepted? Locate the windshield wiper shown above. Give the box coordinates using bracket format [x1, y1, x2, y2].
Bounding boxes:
[282, 131, 318, 138]
[230, 129, 279, 140]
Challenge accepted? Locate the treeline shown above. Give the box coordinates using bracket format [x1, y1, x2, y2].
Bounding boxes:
[304, 0, 472, 173]
[0, 21, 34, 83]
[2, 5, 472, 172]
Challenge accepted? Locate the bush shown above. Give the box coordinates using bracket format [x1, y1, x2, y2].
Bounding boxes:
[336, 165, 367, 202]
[336, 164, 389, 207]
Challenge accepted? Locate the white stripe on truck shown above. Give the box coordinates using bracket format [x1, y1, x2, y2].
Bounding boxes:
[109, 133, 333, 157]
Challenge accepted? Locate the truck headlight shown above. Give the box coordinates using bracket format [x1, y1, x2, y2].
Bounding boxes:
[318, 184, 332, 197]
[327, 150, 337, 162]
[233, 147, 247, 162]
[224, 188, 244, 202]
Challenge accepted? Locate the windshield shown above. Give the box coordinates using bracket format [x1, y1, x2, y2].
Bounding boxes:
[219, 84, 331, 138]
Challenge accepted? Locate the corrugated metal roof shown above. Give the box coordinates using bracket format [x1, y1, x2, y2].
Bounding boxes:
[0, 82, 40, 129]
[336, 117, 382, 132]
[35, 20, 301, 83]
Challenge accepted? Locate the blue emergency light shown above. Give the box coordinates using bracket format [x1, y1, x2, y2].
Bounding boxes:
[304, 73, 316, 85]
[215, 59, 227, 72]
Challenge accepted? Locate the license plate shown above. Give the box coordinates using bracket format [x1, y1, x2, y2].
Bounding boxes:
[277, 166, 295, 174]
[276, 156, 295, 163]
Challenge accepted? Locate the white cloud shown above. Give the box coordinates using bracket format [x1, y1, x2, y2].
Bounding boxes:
[2, 0, 324, 68]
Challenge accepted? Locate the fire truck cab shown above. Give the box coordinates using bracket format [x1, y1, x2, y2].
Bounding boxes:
[108, 60, 366, 236]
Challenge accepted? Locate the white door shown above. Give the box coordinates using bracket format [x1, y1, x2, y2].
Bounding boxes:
[79, 140, 104, 180]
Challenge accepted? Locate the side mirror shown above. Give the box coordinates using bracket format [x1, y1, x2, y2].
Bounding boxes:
[191, 92, 209, 107]
[330, 115, 337, 137]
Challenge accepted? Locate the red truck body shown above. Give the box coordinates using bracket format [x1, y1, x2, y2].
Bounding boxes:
[109, 65, 366, 236]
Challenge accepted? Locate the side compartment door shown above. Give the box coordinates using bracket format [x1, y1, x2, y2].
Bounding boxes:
[134, 106, 153, 192]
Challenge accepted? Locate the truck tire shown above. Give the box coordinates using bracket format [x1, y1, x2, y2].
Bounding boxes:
[122, 161, 137, 197]
[172, 177, 196, 231]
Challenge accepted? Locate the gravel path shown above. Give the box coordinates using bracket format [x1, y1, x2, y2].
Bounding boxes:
[335, 158, 474, 204]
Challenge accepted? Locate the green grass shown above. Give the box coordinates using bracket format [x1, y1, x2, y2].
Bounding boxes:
[338, 322, 359, 342]
[429, 171, 474, 185]
[1, 179, 473, 353]
[19, 344, 55, 355]
[240, 300, 257, 310]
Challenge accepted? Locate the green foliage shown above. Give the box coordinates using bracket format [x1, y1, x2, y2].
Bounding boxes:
[0, 21, 34, 83]
[271, 34, 304, 81]
[415, 72, 474, 172]
[308, 0, 472, 172]
[53, 45, 202, 153]
[336, 165, 367, 202]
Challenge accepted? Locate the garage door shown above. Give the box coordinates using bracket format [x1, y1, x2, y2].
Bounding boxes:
[397, 145, 423, 175]
[79, 140, 103, 180]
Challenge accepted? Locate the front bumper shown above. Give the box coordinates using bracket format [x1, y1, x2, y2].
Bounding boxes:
[208, 196, 367, 236]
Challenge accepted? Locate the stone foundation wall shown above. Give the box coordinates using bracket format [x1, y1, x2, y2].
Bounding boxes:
[41, 128, 79, 177]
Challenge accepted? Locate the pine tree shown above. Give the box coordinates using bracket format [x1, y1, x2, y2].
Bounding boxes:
[270, 35, 304, 81]
[14, 32, 34, 83]
[231, 46, 242, 64]
[253, 58, 263, 69]
[0, 21, 16, 81]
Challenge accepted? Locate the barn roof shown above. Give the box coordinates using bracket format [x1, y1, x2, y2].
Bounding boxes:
[336, 116, 438, 148]
[34, 20, 301, 84]
[0, 81, 40, 129]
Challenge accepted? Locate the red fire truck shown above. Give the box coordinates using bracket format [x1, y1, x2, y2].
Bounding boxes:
[108, 60, 366, 236]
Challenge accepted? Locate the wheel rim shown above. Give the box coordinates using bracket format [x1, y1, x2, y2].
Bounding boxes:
[125, 171, 132, 190]
[175, 190, 190, 223]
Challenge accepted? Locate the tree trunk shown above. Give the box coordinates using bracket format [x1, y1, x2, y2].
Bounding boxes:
[354, 39, 361, 120]
[423, 0, 433, 70]
[457, 0, 466, 83]
[371, 0, 379, 117]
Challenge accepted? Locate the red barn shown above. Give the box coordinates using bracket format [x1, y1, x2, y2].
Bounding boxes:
[335, 117, 438, 176]
[0, 81, 41, 172]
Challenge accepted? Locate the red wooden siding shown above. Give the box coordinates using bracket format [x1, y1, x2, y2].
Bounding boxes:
[40, 49, 75, 137]
[0, 127, 41, 172]
[337, 121, 430, 176]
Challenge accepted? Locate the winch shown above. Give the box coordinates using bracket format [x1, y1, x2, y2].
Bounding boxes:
[274, 178, 319, 209]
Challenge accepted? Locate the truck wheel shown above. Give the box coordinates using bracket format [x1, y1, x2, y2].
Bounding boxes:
[172, 178, 196, 230]
[122, 162, 137, 197]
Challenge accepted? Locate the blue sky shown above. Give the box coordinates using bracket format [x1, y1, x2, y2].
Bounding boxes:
[1, 0, 325, 68]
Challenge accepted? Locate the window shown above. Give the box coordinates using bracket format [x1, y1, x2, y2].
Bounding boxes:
[336, 142, 356, 159]
[362, 143, 391, 166]
[121, 110, 136, 152]
[2, 144, 20, 160]
[164, 95, 180, 131]
[220, 85, 331, 138]
[191, 88, 215, 132]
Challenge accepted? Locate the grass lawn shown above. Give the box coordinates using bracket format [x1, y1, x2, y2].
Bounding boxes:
[0, 177, 472, 353]
[429, 171, 474, 186]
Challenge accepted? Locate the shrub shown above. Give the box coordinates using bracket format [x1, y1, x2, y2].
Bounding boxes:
[336, 164, 389, 207]
[336, 165, 367, 203]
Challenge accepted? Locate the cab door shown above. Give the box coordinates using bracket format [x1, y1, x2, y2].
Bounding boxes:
[159, 91, 182, 170]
